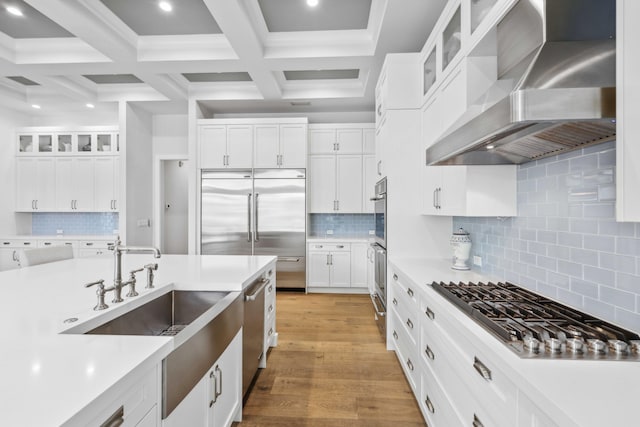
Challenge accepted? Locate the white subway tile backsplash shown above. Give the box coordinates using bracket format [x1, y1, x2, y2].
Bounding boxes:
[454, 141, 640, 332]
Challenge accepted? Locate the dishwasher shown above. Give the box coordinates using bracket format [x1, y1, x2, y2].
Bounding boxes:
[242, 275, 268, 397]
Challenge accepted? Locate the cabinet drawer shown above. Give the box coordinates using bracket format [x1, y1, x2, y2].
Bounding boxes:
[421, 320, 503, 427]
[1, 239, 36, 248]
[421, 290, 517, 425]
[389, 290, 418, 346]
[420, 357, 464, 427]
[308, 242, 351, 252]
[390, 268, 419, 308]
[390, 309, 419, 392]
[79, 240, 112, 249]
[38, 240, 77, 248]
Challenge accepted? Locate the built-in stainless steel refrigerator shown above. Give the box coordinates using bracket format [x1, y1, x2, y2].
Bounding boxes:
[201, 169, 306, 289]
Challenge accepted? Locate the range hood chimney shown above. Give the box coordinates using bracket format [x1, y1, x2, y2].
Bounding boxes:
[426, 0, 616, 166]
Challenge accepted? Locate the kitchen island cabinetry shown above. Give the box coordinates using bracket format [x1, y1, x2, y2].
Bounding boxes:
[163, 331, 242, 427]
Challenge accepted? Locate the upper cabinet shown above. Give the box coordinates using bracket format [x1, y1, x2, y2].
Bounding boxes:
[375, 54, 423, 128]
[17, 127, 119, 156]
[617, 0, 640, 221]
[197, 118, 307, 170]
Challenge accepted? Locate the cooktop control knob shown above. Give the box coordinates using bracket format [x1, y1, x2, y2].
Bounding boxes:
[588, 339, 607, 355]
[545, 338, 563, 354]
[566, 338, 584, 354]
[630, 340, 640, 354]
[524, 336, 540, 354]
[608, 340, 629, 355]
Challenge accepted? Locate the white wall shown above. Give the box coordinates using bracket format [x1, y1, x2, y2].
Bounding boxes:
[121, 102, 153, 246]
[152, 114, 188, 157]
[0, 107, 31, 235]
[28, 106, 118, 127]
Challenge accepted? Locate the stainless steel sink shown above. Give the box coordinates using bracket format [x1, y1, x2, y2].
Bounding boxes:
[86, 290, 230, 337]
[82, 289, 243, 419]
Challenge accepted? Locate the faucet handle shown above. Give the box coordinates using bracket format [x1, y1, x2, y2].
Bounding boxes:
[84, 280, 111, 311]
[130, 267, 144, 276]
[125, 268, 144, 297]
[144, 263, 158, 289]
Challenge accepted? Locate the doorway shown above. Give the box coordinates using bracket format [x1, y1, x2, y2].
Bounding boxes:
[159, 159, 188, 254]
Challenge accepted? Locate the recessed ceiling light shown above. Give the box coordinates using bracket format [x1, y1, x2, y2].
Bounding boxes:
[86, 103, 95, 109]
[158, 1, 172, 12]
[6, 6, 23, 16]
[306, 0, 319, 7]
[486, 144, 495, 150]
[31, 104, 41, 109]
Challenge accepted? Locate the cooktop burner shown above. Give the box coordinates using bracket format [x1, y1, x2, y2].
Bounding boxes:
[432, 281, 640, 360]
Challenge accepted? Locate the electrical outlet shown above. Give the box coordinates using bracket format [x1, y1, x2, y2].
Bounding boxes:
[368, 230, 375, 235]
[473, 256, 482, 267]
[137, 219, 150, 228]
[56, 229, 63, 235]
[326, 229, 334, 235]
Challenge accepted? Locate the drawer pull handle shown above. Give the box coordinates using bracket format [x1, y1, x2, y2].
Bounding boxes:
[268, 304, 273, 313]
[425, 345, 435, 360]
[425, 307, 435, 320]
[406, 318, 413, 329]
[393, 274, 398, 281]
[268, 284, 273, 293]
[425, 396, 434, 414]
[392, 298, 398, 306]
[407, 288, 414, 297]
[393, 330, 398, 340]
[337, 245, 344, 248]
[473, 414, 485, 427]
[99, 405, 124, 427]
[473, 357, 492, 381]
[268, 327, 273, 336]
[406, 358, 414, 371]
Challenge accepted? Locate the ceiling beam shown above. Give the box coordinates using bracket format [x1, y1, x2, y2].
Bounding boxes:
[137, 73, 188, 101]
[24, 0, 137, 62]
[33, 75, 97, 102]
[201, 0, 281, 100]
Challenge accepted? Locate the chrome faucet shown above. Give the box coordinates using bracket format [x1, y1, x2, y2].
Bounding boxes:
[111, 236, 161, 303]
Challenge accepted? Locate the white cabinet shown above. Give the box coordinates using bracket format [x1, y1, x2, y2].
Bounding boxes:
[422, 165, 517, 216]
[374, 120, 385, 179]
[375, 54, 422, 127]
[0, 239, 36, 271]
[308, 154, 363, 213]
[94, 157, 119, 211]
[163, 330, 242, 427]
[17, 127, 119, 156]
[365, 245, 375, 294]
[362, 154, 376, 213]
[55, 158, 95, 212]
[349, 243, 368, 289]
[307, 243, 351, 288]
[308, 126, 370, 155]
[617, 0, 640, 221]
[363, 128, 375, 154]
[77, 240, 112, 258]
[199, 125, 253, 169]
[15, 158, 56, 211]
[254, 124, 307, 168]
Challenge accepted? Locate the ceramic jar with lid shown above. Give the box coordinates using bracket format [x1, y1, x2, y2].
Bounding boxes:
[451, 227, 472, 270]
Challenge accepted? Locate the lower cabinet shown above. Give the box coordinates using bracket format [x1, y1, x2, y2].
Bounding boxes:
[307, 241, 371, 291]
[0, 239, 36, 270]
[388, 262, 561, 427]
[163, 330, 242, 427]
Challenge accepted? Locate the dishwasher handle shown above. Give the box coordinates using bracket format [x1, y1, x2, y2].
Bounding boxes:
[245, 279, 269, 301]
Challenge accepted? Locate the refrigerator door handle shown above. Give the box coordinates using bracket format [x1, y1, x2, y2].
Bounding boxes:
[254, 193, 260, 241]
[247, 193, 252, 242]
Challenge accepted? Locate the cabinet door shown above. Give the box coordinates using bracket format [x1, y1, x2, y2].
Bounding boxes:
[439, 165, 467, 216]
[350, 243, 368, 288]
[362, 155, 376, 213]
[336, 155, 363, 213]
[254, 125, 279, 168]
[309, 129, 336, 154]
[55, 158, 74, 211]
[309, 155, 336, 213]
[280, 124, 307, 168]
[308, 251, 331, 287]
[135, 406, 157, 427]
[226, 125, 253, 168]
[200, 126, 227, 169]
[375, 118, 386, 178]
[210, 331, 242, 427]
[15, 158, 38, 211]
[73, 158, 95, 211]
[366, 246, 375, 294]
[35, 158, 56, 211]
[0, 248, 19, 271]
[422, 166, 442, 215]
[162, 372, 207, 427]
[330, 251, 351, 287]
[335, 129, 363, 154]
[94, 157, 116, 212]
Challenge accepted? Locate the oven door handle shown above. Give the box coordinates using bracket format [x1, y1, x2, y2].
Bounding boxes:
[370, 196, 384, 201]
[245, 279, 269, 301]
[370, 294, 386, 317]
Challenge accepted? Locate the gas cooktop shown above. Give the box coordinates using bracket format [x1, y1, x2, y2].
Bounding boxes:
[432, 281, 640, 360]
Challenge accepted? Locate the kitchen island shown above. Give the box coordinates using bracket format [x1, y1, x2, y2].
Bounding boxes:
[0, 254, 276, 427]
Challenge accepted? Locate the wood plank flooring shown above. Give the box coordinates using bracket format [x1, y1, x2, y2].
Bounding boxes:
[235, 292, 426, 426]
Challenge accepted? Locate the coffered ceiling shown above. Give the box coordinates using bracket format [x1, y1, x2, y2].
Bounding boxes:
[0, 0, 446, 116]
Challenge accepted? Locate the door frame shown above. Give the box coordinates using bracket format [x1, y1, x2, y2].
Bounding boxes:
[153, 155, 188, 253]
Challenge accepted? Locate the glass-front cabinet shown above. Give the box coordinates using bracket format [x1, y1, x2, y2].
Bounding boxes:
[470, 0, 499, 34]
[423, 46, 437, 96]
[17, 128, 119, 155]
[442, 5, 462, 72]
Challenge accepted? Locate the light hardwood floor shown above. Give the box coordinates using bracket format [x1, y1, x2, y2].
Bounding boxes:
[235, 292, 426, 426]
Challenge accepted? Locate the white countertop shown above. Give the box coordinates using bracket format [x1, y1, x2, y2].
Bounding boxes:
[0, 254, 275, 427]
[0, 235, 117, 240]
[390, 256, 640, 427]
[307, 236, 373, 243]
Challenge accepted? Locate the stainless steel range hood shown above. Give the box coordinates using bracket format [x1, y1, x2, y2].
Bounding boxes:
[426, 0, 616, 166]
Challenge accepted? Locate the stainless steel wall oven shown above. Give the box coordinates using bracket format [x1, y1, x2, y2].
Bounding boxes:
[370, 178, 387, 336]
